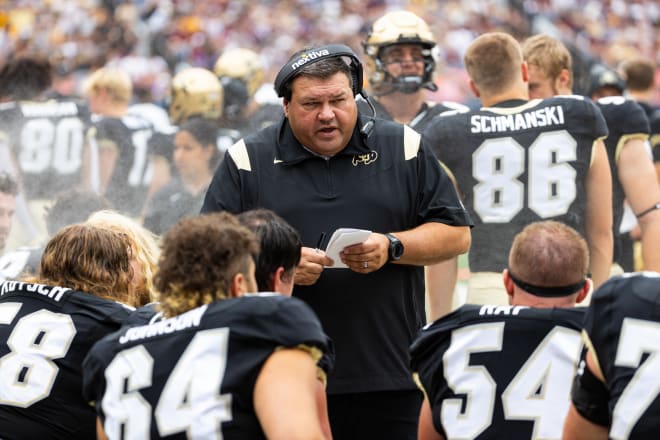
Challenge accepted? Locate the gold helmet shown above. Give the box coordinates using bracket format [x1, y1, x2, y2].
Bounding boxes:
[213, 48, 265, 122]
[362, 10, 437, 94]
[168, 67, 223, 125]
[214, 48, 265, 97]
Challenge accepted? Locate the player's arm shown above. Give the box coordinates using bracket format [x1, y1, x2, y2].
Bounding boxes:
[96, 139, 119, 194]
[418, 397, 446, 440]
[562, 351, 609, 440]
[584, 139, 613, 289]
[617, 137, 660, 271]
[425, 258, 458, 321]
[96, 417, 109, 440]
[425, 161, 462, 321]
[254, 347, 329, 440]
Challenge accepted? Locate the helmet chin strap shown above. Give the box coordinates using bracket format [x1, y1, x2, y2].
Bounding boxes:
[375, 75, 438, 96]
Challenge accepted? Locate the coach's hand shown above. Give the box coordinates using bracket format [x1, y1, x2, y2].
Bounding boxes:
[295, 247, 333, 285]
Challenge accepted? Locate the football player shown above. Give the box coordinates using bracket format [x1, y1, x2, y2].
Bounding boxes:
[82, 212, 333, 439]
[620, 57, 660, 183]
[589, 63, 660, 273]
[214, 47, 284, 136]
[563, 272, 660, 439]
[412, 220, 591, 440]
[360, 10, 469, 319]
[0, 56, 92, 245]
[424, 32, 613, 305]
[82, 67, 154, 217]
[0, 224, 136, 439]
[523, 35, 660, 274]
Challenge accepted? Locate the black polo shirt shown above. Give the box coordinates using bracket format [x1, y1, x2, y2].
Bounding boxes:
[202, 115, 471, 394]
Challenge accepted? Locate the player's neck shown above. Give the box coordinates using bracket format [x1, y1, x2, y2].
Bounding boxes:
[378, 92, 426, 124]
[627, 90, 652, 103]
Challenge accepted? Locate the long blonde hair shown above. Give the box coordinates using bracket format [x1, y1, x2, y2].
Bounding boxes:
[86, 210, 160, 306]
[35, 223, 134, 303]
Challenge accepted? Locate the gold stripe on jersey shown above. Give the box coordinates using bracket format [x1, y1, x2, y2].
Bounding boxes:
[276, 343, 327, 385]
[614, 132, 650, 164]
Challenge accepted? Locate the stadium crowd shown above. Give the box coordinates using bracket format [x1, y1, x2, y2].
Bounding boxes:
[0, 1, 660, 439]
[1, 0, 658, 105]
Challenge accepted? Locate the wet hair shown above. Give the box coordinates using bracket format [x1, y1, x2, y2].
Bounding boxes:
[35, 223, 135, 303]
[279, 49, 352, 101]
[155, 212, 259, 317]
[464, 32, 523, 96]
[45, 189, 112, 236]
[509, 220, 589, 290]
[0, 173, 18, 196]
[86, 210, 160, 306]
[237, 209, 302, 291]
[0, 56, 53, 101]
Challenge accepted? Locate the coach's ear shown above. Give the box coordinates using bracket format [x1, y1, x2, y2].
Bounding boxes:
[575, 278, 593, 304]
[502, 269, 515, 301]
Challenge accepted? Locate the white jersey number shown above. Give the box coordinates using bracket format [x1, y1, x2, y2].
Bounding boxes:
[0, 302, 77, 407]
[127, 128, 153, 187]
[441, 322, 582, 439]
[610, 318, 660, 440]
[19, 117, 84, 174]
[473, 130, 577, 222]
[102, 328, 233, 439]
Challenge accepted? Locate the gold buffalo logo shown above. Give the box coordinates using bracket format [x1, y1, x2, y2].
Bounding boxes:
[352, 151, 378, 166]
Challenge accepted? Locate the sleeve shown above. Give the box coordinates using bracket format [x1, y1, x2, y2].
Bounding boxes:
[570, 351, 611, 426]
[415, 135, 472, 227]
[246, 296, 333, 371]
[200, 141, 245, 214]
[586, 100, 609, 140]
[81, 341, 109, 408]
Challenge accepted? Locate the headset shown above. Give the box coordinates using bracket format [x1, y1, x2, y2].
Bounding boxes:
[273, 44, 376, 138]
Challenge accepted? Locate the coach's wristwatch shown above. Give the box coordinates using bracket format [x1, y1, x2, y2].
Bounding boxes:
[386, 233, 404, 261]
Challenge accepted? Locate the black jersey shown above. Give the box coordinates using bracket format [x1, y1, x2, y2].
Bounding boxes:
[0, 99, 91, 199]
[90, 114, 154, 216]
[0, 246, 42, 281]
[580, 273, 660, 439]
[594, 97, 649, 235]
[82, 294, 332, 439]
[143, 177, 207, 235]
[357, 97, 469, 133]
[425, 96, 608, 272]
[637, 103, 660, 162]
[0, 280, 132, 439]
[411, 304, 585, 440]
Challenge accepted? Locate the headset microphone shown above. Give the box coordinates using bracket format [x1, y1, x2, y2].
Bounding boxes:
[360, 93, 377, 139]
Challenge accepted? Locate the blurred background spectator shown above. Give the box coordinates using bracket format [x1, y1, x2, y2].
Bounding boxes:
[0, 0, 656, 107]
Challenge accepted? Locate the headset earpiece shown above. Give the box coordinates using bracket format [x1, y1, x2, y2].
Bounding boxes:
[274, 44, 364, 98]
